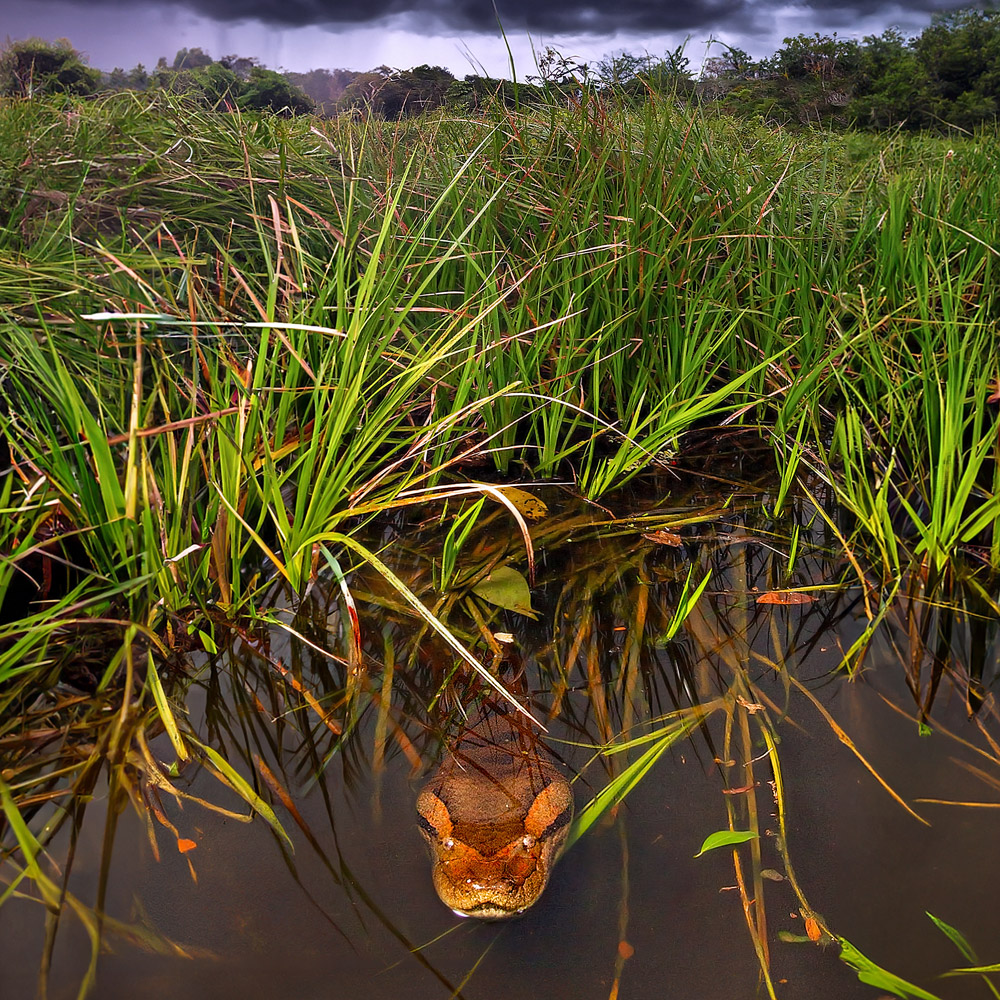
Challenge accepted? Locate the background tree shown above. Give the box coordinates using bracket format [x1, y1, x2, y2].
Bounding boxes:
[850, 29, 928, 129]
[284, 67, 360, 114]
[172, 47, 214, 71]
[338, 64, 454, 118]
[238, 66, 314, 114]
[595, 50, 648, 89]
[337, 69, 392, 116]
[194, 62, 242, 108]
[0, 38, 100, 98]
[628, 44, 694, 101]
[914, 7, 1000, 129]
[219, 54, 259, 81]
[529, 46, 590, 88]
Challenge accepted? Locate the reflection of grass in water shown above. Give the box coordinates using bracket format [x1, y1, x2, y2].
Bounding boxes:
[5, 488, 1000, 996]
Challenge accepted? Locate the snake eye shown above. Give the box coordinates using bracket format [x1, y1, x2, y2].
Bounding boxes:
[443, 837, 455, 849]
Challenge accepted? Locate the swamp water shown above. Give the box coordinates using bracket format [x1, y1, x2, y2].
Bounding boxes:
[3, 458, 1000, 1000]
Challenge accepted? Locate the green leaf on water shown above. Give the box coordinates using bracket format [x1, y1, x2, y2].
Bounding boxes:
[694, 829, 758, 857]
[472, 566, 536, 618]
[838, 938, 943, 1000]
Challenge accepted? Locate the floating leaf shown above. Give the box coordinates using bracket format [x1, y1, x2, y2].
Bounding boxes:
[500, 487, 548, 521]
[618, 940, 635, 960]
[642, 530, 683, 546]
[805, 917, 822, 942]
[694, 829, 758, 857]
[177, 838, 197, 854]
[472, 566, 536, 618]
[756, 590, 815, 605]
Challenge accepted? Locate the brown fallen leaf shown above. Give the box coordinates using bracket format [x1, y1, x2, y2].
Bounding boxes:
[756, 590, 815, 605]
[500, 486, 548, 521]
[642, 530, 683, 546]
[617, 940, 635, 960]
[177, 838, 197, 854]
[805, 917, 822, 942]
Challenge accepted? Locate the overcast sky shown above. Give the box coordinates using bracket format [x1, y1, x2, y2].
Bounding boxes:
[0, 0, 973, 78]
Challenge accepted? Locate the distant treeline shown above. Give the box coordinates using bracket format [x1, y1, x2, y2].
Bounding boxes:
[2, 6, 999, 131]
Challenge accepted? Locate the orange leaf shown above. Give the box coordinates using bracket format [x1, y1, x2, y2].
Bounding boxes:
[805, 917, 821, 942]
[177, 838, 197, 854]
[756, 590, 814, 606]
[642, 530, 683, 547]
[617, 940, 635, 960]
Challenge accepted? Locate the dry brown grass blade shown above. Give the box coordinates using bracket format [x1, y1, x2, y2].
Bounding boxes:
[360, 673, 421, 773]
[870, 687, 1000, 768]
[788, 674, 930, 826]
[722, 694, 777, 999]
[916, 798, 1000, 807]
[624, 577, 649, 735]
[946, 756, 1000, 793]
[270, 659, 343, 736]
[105, 406, 240, 445]
[801, 485, 875, 620]
[606, 818, 633, 1000]
[133, 729, 254, 822]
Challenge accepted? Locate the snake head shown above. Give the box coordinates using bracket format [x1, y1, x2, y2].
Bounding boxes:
[417, 770, 573, 919]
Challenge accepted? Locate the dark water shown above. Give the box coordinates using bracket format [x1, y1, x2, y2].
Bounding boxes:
[3, 473, 1000, 1000]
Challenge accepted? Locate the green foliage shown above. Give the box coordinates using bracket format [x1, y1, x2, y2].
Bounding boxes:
[851, 29, 928, 129]
[8, 7, 1000, 132]
[338, 64, 455, 118]
[694, 830, 758, 856]
[284, 66, 359, 114]
[445, 74, 546, 112]
[837, 938, 943, 999]
[172, 46, 214, 71]
[0, 37, 99, 98]
[763, 32, 862, 82]
[194, 62, 241, 106]
[239, 66, 314, 114]
[915, 7, 1000, 129]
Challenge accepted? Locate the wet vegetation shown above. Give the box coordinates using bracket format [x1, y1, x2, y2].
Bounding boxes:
[1, 85, 1000, 999]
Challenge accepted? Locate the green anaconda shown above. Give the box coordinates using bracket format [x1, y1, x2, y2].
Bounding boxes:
[416, 708, 573, 919]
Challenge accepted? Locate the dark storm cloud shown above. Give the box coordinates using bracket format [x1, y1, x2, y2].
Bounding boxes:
[94, 0, 965, 36]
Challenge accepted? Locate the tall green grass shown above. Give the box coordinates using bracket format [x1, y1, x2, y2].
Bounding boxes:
[1, 90, 999, 682]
